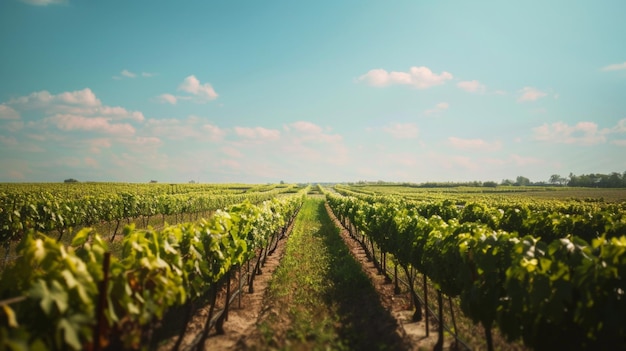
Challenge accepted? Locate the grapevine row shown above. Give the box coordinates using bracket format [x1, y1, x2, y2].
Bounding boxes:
[0, 184, 297, 245]
[0, 190, 306, 350]
[325, 191, 626, 351]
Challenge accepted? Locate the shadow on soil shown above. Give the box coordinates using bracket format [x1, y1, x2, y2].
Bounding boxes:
[313, 201, 410, 351]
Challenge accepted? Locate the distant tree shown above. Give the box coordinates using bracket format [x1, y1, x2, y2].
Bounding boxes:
[501, 179, 514, 186]
[189, 180, 196, 184]
[565, 171, 626, 188]
[549, 174, 567, 186]
[549, 174, 561, 185]
[64, 178, 79, 183]
[568, 172, 578, 186]
[607, 172, 622, 187]
[149, 180, 158, 183]
[483, 181, 498, 188]
[515, 176, 531, 186]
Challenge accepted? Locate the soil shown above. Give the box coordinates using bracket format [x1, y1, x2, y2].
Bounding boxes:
[163, 202, 455, 350]
[322, 203, 455, 351]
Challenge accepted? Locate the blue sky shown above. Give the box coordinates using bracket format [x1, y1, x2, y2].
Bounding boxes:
[1, 0, 625, 183]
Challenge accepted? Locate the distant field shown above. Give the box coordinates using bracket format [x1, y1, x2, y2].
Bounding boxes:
[340, 184, 626, 202]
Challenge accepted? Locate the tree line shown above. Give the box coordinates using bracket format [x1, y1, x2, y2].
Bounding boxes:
[347, 171, 626, 188]
[501, 172, 626, 188]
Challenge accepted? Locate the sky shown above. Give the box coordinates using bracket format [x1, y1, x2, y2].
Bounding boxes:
[1, 0, 625, 184]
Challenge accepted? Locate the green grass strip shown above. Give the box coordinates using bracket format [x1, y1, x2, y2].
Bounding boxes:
[259, 198, 405, 350]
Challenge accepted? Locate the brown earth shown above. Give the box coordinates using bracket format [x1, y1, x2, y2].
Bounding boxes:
[322, 203, 456, 351]
[154, 218, 294, 351]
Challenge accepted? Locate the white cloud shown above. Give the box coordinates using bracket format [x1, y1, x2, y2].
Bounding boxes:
[601, 62, 626, 71]
[448, 137, 501, 151]
[4, 121, 24, 132]
[0, 135, 18, 146]
[88, 138, 112, 153]
[383, 123, 419, 139]
[46, 114, 135, 136]
[457, 80, 486, 93]
[145, 119, 193, 139]
[178, 75, 218, 102]
[614, 119, 626, 133]
[289, 121, 324, 134]
[84, 157, 99, 168]
[113, 70, 156, 79]
[533, 121, 609, 145]
[96, 106, 144, 122]
[120, 136, 162, 146]
[279, 122, 348, 167]
[57, 89, 101, 106]
[145, 116, 224, 142]
[121, 69, 136, 78]
[10, 88, 101, 108]
[0, 105, 20, 119]
[451, 156, 479, 170]
[517, 87, 548, 102]
[221, 146, 243, 158]
[283, 121, 344, 150]
[202, 123, 226, 142]
[157, 93, 177, 105]
[358, 66, 453, 89]
[612, 140, 626, 146]
[6, 89, 144, 123]
[20, 0, 66, 5]
[424, 102, 449, 115]
[234, 126, 280, 140]
[156, 76, 218, 104]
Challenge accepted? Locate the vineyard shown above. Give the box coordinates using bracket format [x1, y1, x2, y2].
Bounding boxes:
[0, 183, 625, 350]
[0, 183, 307, 350]
[326, 185, 626, 351]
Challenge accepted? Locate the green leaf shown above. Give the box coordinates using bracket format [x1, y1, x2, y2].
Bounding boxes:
[50, 280, 69, 314]
[58, 318, 82, 350]
[71, 228, 91, 247]
[127, 302, 140, 315]
[61, 269, 78, 289]
[29, 279, 53, 315]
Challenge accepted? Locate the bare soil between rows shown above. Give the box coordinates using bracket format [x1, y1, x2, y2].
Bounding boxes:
[167, 200, 453, 350]
[323, 203, 455, 351]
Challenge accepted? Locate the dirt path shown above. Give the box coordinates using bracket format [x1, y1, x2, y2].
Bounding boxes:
[199, 227, 293, 350]
[324, 203, 456, 351]
[154, 216, 295, 351]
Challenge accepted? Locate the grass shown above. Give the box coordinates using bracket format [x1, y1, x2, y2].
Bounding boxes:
[258, 198, 406, 350]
